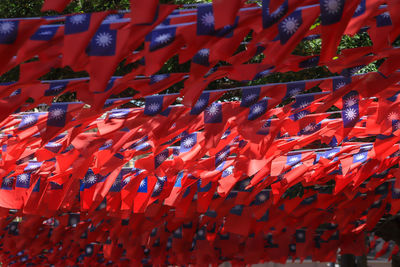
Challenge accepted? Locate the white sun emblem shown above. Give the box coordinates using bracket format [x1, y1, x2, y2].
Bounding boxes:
[157, 154, 167, 164]
[350, 67, 362, 76]
[155, 33, 171, 44]
[270, 6, 284, 18]
[323, 0, 341, 14]
[198, 48, 209, 57]
[355, 154, 365, 161]
[394, 121, 400, 131]
[382, 12, 391, 18]
[70, 14, 86, 25]
[154, 182, 161, 192]
[3, 177, 13, 185]
[139, 179, 146, 189]
[0, 21, 15, 34]
[289, 156, 300, 162]
[297, 232, 304, 239]
[124, 176, 131, 184]
[217, 150, 228, 160]
[197, 229, 204, 236]
[388, 112, 399, 121]
[182, 137, 195, 148]
[281, 17, 299, 35]
[258, 193, 267, 202]
[39, 31, 53, 36]
[296, 111, 308, 120]
[95, 32, 113, 47]
[328, 152, 336, 158]
[344, 108, 357, 120]
[245, 94, 258, 102]
[85, 174, 97, 184]
[49, 108, 65, 120]
[18, 174, 29, 184]
[289, 88, 301, 97]
[148, 103, 160, 112]
[355, 4, 363, 13]
[194, 98, 207, 108]
[104, 14, 120, 22]
[206, 104, 219, 116]
[224, 166, 234, 175]
[344, 96, 358, 107]
[252, 104, 265, 115]
[201, 12, 214, 27]
[22, 115, 36, 126]
[303, 123, 315, 133]
[299, 101, 310, 109]
[152, 74, 168, 83]
[335, 82, 346, 90]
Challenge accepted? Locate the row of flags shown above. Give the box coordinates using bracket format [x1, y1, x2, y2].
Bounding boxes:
[0, 181, 398, 265]
[1, 0, 400, 265]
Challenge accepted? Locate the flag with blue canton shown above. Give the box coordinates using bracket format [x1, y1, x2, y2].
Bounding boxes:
[375, 182, 389, 198]
[295, 229, 306, 243]
[191, 92, 210, 115]
[292, 94, 315, 110]
[195, 227, 206, 241]
[252, 191, 270, 205]
[204, 102, 222, 123]
[352, 151, 368, 163]
[278, 10, 302, 45]
[353, 0, 365, 17]
[197, 179, 212, 192]
[155, 149, 169, 169]
[289, 110, 310, 121]
[342, 90, 359, 128]
[286, 153, 302, 166]
[0, 20, 19, 44]
[180, 132, 197, 153]
[144, 95, 164, 116]
[30, 25, 59, 41]
[24, 161, 42, 172]
[286, 81, 305, 98]
[1, 176, 14, 190]
[193, 48, 210, 66]
[65, 13, 91, 35]
[44, 81, 69, 96]
[257, 119, 272, 135]
[248, 98, 268, 120]
[151, 176, 166, 197]
[230, 204, 244, 215]
[149, 73, 170, 85]
[300, 194, 317, 205]
[215, 145, 230, 167]
[16, 173, 30, 189]
[81, 169, 105, 190]
[241, 87, 260, 107]
[377, 11, 392, 27]
[332, 76, 351, 91]
[262, 0, 288, 28]
[18, 113, 39, 130]
[47, 103, 68, 127]
[257, 210, 269, 222]
[320, 0, 345, 25]
[137, 177, 148, 193]
[392, 181, 400, 199]
[86, 24, 117, 57]
[197, 4, 216, 35]
[149, 27, 176, 52]
[299, 55, 319, 69]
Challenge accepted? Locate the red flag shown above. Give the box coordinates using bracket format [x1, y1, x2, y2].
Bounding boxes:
[41, 0, 72, 12]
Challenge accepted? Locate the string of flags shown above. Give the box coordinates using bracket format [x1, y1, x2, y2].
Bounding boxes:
[1, 0, 400, 265]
